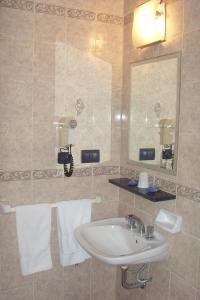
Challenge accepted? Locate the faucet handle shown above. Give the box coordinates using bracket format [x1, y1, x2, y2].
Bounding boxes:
[125, 215, 136, 229]
[145, 225, 154, 239]
[125, 214, 134, 222]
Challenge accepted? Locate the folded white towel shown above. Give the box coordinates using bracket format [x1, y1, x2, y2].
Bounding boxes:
[57, 200, 91, 266]
[16, 204, 52, 276]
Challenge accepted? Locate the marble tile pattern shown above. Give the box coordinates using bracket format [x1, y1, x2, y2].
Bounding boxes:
[0, 0, 123, 25]
[1, 0, 200, 300]
[177, 184, 200, 202]
[0, 0, 123, 297]
[0, 166, 119, 181]
[0, 170, 31, 182]
[97, 13, 123, 25]
[0, 0, 34, 11]
[67, 8, 95, 21]
[0, 174, 120, 300]
[1, 166, 200, 204]
[118, 1, 200, 300]
[93, 166, 120, 176]
[154, 176, 176, 194]
[124, 12, 133, 25]
[32, 169, 64, 180]
[35, 3, 65, 16]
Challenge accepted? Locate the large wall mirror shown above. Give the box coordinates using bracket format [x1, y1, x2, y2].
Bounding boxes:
[128, 53, 181, 175]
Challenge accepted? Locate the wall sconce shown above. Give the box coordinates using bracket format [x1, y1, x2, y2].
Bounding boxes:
[132, 0, 166, 48]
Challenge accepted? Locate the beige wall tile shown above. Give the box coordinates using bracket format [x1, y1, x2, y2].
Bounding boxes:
[63, 260, 91, 300]
[184, 0, 200, 33]
[36, 0, 65, 5]
[2, 1, 200, 300]
[92, 199, 119, 221]
[33, 179, 62, 203]
[60, 176, 93, 200]
[0, 263, 33, 291]
[66, 0, 96, 11]
[147, 262, 170, 300]
[92, 259, 116, 300]
[177, 132, 200, 189]
[169, 273, 197, 300]
[169, 232, 200, 288]
[96, 0, 124, 16]
[95, 23, 123, 60]
[34, 267, 64, 300]
[0, 180, 33, 206]
[32, 120, 56, 170]
[165, 0, 183, 38]
[182, 30, 200, 83]
[179, 80, 200, 134]
[118, 189, 134, 217]
[67, 18, 96, 50]
[92, 175, 119, 201]
[0, 285, 34, 300]
[0, 80, 32, 170]
[35, 14, 66, 43]
[197, 291, 200, 300]
[0, 38, 33, 83]
[158, 34, 182, 56]
[135, 195, 175, 219]
[0, 8, 34, 41]
[176, 196, 200, 239]
[34, 41, 64, 83]
[32, 80, 56, 169]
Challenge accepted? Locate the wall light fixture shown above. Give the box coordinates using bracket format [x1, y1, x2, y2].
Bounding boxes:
[132, 0, 166, 48]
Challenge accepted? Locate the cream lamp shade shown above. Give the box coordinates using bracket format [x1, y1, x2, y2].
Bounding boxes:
[132, 0, 166, 48]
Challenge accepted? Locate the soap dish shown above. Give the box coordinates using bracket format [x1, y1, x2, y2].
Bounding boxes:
[154, 209, 182, 234]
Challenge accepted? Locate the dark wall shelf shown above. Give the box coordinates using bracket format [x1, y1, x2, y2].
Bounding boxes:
[109, 178, 176, 202]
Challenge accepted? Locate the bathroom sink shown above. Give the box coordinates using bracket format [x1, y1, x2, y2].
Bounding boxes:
[75, 218, 169, 265]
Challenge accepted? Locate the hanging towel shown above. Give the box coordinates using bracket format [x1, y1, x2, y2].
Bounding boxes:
[16, 203, 52, 276]
[57, 200, 91, 266]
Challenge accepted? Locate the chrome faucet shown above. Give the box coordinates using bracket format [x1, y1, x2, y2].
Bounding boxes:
[126, 215, 145, 236]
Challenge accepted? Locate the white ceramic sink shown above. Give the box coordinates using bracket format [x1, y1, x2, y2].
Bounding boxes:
[75, 218, 169, 265]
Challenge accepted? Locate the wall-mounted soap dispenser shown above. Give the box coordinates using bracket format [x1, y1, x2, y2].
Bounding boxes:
[54, 117, 77, 177]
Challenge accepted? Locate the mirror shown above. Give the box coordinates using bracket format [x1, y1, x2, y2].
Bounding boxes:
[128, 53, 180, 174]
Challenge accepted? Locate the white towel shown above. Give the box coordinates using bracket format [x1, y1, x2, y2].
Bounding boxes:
[57, 200, 91, 266]
[16, 204, 52, 276]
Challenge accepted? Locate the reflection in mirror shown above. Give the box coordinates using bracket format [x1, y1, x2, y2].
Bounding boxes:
[128, 54, 180, 174]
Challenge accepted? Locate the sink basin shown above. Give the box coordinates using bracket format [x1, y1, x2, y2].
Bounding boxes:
[75, 218, 169, 265]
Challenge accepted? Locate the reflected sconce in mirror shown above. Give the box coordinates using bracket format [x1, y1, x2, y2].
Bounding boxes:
[132, 0, 166, 48]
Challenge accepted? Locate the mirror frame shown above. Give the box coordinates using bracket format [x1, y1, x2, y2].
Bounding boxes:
[127, 52, 181, 176]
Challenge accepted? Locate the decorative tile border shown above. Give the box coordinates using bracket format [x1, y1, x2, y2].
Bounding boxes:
[73, 167, 92, 177]
[0, 166, 120, 182]
[120, 165, 200, 203]
[67, 8, 95, 21]
[120, 166, 136, 178]
[0, 170, 31, 181]
[0, 0, 124, 25]
[1, 166, 200, 203]
[177, 184, 200, 203]
[36, 3, 65, 16]
[93, 166, 120, 176]
[155, 177, 176, 194]
[124, 13, 133, 25]
[32, 169, 63, 180]
[0, 0, 34, 11]
[97, 13, 123, 25]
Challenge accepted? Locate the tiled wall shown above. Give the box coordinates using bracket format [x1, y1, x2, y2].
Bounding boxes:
[0, 0, 123, 299]
[1, 0, 200, 300]
[118, 0, 200, 299]
[0, 0, 123, 172]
